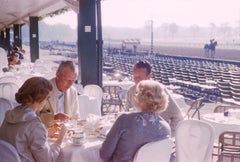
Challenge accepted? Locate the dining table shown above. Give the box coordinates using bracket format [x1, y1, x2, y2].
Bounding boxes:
[202, 112, 240, 140]
[56, 138, 103, 162]
[49, 114, 116, 162]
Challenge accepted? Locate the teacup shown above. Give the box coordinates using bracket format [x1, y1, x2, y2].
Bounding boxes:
[71, 133, 84, 145]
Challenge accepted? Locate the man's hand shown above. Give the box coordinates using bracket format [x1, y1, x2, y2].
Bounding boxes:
[54, 113, 70, 121]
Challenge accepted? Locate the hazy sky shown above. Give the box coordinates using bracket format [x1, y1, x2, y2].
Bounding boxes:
[43, 0, 240, 28]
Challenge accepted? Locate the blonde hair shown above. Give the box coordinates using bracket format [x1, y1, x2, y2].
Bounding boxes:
[134, 80, 169, 112]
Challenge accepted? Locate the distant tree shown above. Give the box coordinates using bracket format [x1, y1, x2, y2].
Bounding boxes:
[219, 23, 232, 39]
[237, 20, 240, 41]
[168, 23, 178, 39]
[237, 20, 240, 34]
[189, 24, 200, 39]
[160, 23, 170, 39]
[209, 23, 217, 38]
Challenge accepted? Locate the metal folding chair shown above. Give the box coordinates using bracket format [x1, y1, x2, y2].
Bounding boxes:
[185, 97, 205, 120]
[217, 131, 240, 162]
[102, 85, 124, 115]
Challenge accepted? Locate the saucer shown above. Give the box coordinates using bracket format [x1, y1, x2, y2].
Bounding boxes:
[69, 139, 86, 146]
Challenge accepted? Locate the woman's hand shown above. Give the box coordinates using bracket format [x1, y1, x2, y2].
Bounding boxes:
[55, 124, 67, 145]
[47, 120, 62, 138]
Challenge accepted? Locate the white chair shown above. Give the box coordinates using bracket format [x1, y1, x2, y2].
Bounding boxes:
[0, 98, 13, 125]
[0, 47, 8, 76]
[0, 75, 18, 84]
[78, 84, 103, 119]
[175, 120, 215, 162]
[133, 138, 173, 162]
[0, 47, 8, 69]
[0, 139, 21, 162]
[78, 95, 97, 120]
[83, 84, 103, 108]
[0, 82, 19, 106]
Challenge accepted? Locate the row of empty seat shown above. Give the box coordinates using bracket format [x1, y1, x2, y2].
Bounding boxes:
[103, 52, 240, 103]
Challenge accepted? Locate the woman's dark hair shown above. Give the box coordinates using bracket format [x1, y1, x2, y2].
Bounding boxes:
[15, 77, 53, 104]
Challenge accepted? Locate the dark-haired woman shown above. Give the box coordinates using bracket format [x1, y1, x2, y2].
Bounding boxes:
[0, 77, 67, 162]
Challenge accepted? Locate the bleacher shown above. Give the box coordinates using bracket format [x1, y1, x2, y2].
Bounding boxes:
[103, 49, 240, 104]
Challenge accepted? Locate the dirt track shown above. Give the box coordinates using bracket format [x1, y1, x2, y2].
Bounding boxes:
[151, 46, 240, 62]
[108, 44, 240, 62]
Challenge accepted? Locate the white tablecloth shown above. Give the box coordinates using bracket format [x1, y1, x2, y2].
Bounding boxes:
[202, 113, 240, 140]
[54, 115, 116, 162]
[56, 138, 103, 162]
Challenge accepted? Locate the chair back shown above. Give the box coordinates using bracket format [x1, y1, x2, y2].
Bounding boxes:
[78, 95, 102, 119]
[0, 98, 13, 125]
[0, 82, 19, 106]
[175, 120, 215, 162]
[133, 138, 173, 162]
[83, 84, 103, 108]
[102, 85, 123, 100]
[0, 47, 8, 68]
[217, 131, 240, 162]
[0, 139, 21, 162]
[79, 84, 103, 119]
[102, 85, 124, 114]
[185, 97, 204, 120]
[0, 75, 18, 84]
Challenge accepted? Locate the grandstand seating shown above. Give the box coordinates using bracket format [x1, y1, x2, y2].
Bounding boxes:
[103, 50, 240, 104]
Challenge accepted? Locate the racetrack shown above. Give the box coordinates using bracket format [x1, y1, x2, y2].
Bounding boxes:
[108, 43, 240, 62]
[150, 45, 240, 62]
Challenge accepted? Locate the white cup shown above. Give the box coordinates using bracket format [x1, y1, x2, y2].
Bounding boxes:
[71, 133, 84, 145]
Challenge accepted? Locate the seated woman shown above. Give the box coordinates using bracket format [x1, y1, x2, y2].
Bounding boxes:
[12, 46, 24, 60]
[100, 80, 171, 162]
[7, 53, 20, 71]
[0, 77, 67, 162]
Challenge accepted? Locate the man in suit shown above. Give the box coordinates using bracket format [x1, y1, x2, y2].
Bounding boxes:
[39, 60, 79, 126]
[126, 60, 183, 136]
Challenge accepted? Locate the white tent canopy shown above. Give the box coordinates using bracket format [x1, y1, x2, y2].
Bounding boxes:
[0, 0, 79, 30]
